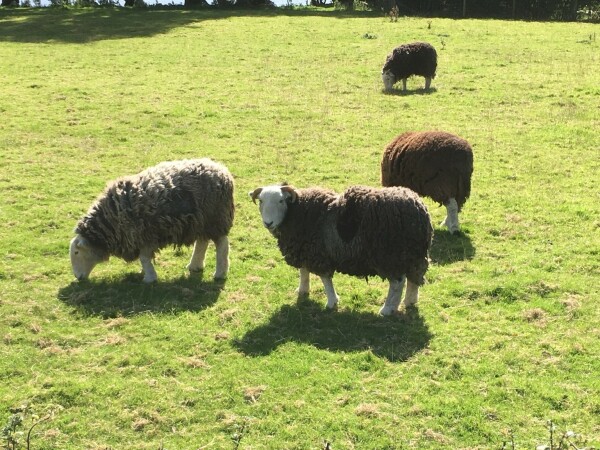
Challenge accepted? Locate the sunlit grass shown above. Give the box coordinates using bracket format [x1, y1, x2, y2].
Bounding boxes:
[0, 8, 599, 449]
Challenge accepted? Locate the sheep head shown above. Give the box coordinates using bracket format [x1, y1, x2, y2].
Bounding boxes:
[69, 235, 107, 280]
[382, 70, 396, 92]
[249, 184, 298, 231]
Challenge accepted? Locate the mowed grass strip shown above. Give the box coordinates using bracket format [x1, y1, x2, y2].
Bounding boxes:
[0, 8, 599, 449]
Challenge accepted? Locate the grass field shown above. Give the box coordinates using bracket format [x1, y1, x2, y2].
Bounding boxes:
[1, 7, 599, 449]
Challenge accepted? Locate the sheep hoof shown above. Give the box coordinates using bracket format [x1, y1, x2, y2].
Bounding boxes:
[213, 272, 227, 281]
[447, 225, 460, 234]
[187, 264, 204, 273]
[296, 289, 309, 299]
[143, 275, 158, 283]
[325, 302, 339, 311]
[441, 217, 460, 234]
[379, 306, 397, 316]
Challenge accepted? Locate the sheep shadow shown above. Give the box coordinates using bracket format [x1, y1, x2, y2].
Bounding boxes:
[383, 87, 438, 96]
[234, 297, 431, 362]
[57, 274, 224, 319]
[430, 229, 475, 265]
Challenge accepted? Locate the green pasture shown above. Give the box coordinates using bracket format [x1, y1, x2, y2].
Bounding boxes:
[0, 7, 599, 449]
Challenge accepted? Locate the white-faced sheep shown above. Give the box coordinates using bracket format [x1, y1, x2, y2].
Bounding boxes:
[382, 41, 437, 92]
[70, 158, 234, 283]
[381, 131, 473, 234]
[249, 184, 433, 315]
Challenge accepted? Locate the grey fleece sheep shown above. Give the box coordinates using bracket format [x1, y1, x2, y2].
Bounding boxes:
[249, 184, 433, 315]
[381, 131, 473, 234]
[70, 158, 234, 282]
[382, 42, 437, 92]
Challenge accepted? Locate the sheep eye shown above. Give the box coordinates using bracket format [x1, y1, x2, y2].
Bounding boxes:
[74, 251, 79, 255]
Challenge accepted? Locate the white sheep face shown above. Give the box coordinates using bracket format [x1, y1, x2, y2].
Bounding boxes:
[254, 186, 292, 231]
[382, 70, 396, 91]
[70, 235, 102, 280]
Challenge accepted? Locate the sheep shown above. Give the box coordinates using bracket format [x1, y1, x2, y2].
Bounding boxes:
[381, 131, 473, 234]
[249, 184, 433, 315]
[70, 158, 234, 283]
[381, 41, 437, 92]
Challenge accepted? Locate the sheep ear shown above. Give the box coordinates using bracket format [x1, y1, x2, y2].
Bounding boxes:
[249, 188, 263, 204]
[281, 185, 298, 203]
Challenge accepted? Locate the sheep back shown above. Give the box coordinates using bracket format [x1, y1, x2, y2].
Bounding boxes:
[381, 131, 473, 210]
[75, 158, 234, 262]
[275, 186, 432, 285]
[382, 42, 437, 80]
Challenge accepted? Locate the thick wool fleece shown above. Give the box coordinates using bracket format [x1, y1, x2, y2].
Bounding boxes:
[381, 131, 473, 210]
[75, 158, 234, 261]
[273, 185, 432, 285]
[382, 42, 437, 81]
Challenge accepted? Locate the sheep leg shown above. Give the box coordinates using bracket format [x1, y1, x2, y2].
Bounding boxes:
[296, 268, 310, 297]
[424, 76, 432, 90]
[404, 279, 419, 306]
[402, 78, 407, 91]
[379, 276, 406, 316]
[319, 275, 339, 310]
[187, 238, 210, 273]
[139, 249, 158, 283]
[213, 235, 230, 280]
[441, 198, 460, 234]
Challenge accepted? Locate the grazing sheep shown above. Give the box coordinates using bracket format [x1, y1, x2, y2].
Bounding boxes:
[381, 41, 437, 92]
[70, 158, 234, 282]
[249, 184, 432, 315]
[381, 131, 473, 234]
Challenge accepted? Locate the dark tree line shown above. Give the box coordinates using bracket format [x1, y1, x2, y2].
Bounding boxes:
[370, 0, 592, 20]
[1, 0, 597, 20]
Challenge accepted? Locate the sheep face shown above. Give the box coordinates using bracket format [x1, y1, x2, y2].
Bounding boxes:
[69, 235, 105, 280]
[249, 185, 297, 232]
[382, 70, 396, 91]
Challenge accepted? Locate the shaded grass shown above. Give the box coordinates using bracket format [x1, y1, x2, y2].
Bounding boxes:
[235, 298, 432, 361]
[0, 7, 599, 449]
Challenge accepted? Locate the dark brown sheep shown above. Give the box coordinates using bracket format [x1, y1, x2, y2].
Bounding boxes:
[249, 184, 433, 315]
[381, 131, 473, 233]
[382, 42, 437, 92]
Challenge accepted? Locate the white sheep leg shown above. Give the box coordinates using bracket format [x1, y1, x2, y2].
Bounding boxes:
[319, 275, 339, 310]
[213, 235, 230, 280]
[404, 279, 419, 306]
[379, 276, 406, 316]
[187, 238, 209, 273]
[441, 198, 460, 234]
[402, 78, 407, 91]
[425, 76, 432, 90]
[297, 268, 310, 296]
[139, 249, 158, 283]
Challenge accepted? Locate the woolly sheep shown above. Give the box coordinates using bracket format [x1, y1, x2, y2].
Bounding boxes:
[249, 184, 433, 315]
[381, 131, 473, 234]
[70, 158, 234, 282]
[381, 42, 437, 92]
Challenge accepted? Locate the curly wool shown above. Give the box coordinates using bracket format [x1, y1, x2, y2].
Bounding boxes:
[381, 131, 473, 211]
[75, 158, 234, 262]
[273, 185, 432, 285]
[382, 42, 437, 81]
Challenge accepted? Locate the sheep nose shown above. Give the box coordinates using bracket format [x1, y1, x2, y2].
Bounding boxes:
[263, 221, 273, 228]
